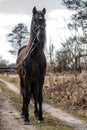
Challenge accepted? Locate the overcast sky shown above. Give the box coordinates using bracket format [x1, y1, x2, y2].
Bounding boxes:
[0, 0, 73, 64]
[0, 0, 65, 14]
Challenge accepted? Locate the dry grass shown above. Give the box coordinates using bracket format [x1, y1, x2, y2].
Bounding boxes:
[1, 71, 87, 121]
[0, 74, 20, 88]
[44, 71, 87, 121]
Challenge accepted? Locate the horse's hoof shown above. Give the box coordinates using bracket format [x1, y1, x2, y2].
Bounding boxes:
[24, 117, 30, 124]
[38, 118, 44, 123]
[24, 121, 30, 125]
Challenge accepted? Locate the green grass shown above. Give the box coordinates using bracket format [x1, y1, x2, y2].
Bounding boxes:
[0, 81, 73, 130]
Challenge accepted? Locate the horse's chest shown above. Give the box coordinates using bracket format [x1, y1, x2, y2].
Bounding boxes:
[26, 59, 40, 77]
[32, 60, 39, 74]
[25, 52, 46, 79]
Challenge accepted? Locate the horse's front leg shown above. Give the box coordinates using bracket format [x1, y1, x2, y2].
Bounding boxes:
[24, 76, 31, 124]
[31, 82, 39, 118]
[38, 77, 44, 121]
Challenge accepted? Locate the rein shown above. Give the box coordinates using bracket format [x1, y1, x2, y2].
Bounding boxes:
[34, 25, 46, 32]
[16, 36, 39, 70]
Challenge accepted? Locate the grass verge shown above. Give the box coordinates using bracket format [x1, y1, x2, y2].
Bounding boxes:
[0, 81, 73, 130]
[0, 74, 20, 88]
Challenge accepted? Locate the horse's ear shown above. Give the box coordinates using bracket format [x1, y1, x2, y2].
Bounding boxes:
[42, 8, 46, 14]
[32, 7, 37, 15]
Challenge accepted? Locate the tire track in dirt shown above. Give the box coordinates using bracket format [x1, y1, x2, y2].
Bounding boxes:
[0, 78, 87, 130]
[0, 88, 37, 130]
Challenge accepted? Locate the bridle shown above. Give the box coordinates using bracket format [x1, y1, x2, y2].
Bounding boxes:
[32, 18, 46, 36]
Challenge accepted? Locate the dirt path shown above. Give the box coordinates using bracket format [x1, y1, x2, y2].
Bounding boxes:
[0, 87, 37, 130]
[0, 78, 87, 130]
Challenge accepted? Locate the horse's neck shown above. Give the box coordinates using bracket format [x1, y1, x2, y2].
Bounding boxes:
[27, 30, 34, 49]
[29, 24, 35, 44]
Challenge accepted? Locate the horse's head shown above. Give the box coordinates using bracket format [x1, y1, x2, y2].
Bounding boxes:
[31, 7, 46, 42]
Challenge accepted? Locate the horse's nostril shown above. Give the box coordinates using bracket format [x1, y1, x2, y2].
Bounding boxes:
[39, 17, 43, 20]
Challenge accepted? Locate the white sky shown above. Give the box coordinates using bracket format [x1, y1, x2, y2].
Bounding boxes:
[0, 0, 73, 64]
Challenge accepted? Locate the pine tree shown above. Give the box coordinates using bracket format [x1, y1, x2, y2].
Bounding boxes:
[7, 23, 29, 55]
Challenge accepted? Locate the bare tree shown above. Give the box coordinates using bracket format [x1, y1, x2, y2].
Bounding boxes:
[7, 23, 29, 56]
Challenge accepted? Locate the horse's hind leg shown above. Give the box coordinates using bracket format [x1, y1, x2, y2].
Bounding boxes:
[20, 76, 25, 116]
[22, 95, 26, 116]
[24, 76, 31, 123]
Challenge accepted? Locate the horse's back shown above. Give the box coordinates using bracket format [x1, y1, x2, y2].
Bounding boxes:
[16, 45, 29, 76]
[16, 45, 30, 65]
[18, 45, 27, 55]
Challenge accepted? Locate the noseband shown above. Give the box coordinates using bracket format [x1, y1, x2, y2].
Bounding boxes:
[34, 25, 46, 33]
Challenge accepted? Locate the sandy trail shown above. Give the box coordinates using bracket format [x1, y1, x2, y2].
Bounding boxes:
[0, 87, 37, 130]
[0, 78, 87, 130]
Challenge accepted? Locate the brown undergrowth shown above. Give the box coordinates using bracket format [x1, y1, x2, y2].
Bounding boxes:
[44, 71, 87, 121]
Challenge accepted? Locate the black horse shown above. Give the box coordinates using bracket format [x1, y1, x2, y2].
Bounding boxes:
[16, 7, 46, 124]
